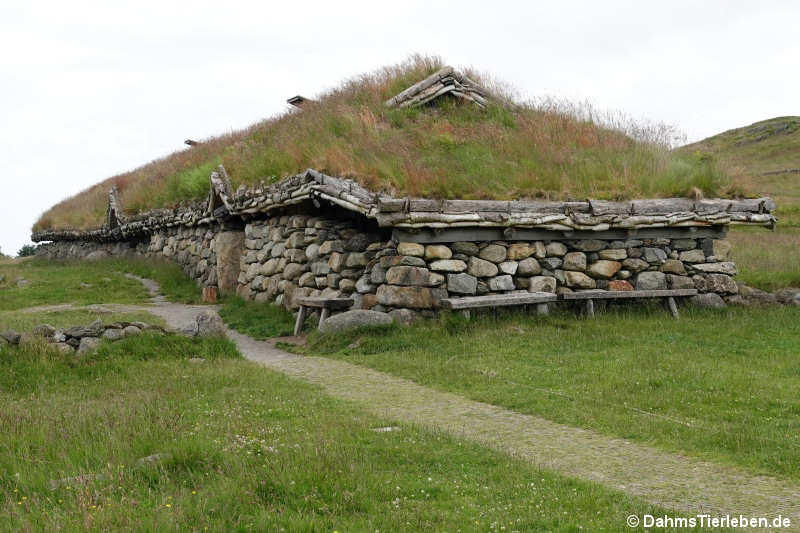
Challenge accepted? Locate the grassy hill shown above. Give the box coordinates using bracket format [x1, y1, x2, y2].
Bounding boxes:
[35, 56, 731, 232]
[683, 116, 800, 226]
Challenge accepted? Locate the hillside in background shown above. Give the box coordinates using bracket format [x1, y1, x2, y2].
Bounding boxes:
[683, 116, 800, 226]
[34, 56, 732, 232]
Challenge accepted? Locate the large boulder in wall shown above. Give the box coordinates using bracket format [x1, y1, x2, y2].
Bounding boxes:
[215, 231, 245, 295]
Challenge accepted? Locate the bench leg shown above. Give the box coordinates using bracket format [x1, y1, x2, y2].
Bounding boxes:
[536, 303, 549, 316]
[294, 305, 307, 336]
[318, 307, 331, 329]
[585, 299, 595, 318]
[666, 296, 679, 318]
[460, 310, 471, 320]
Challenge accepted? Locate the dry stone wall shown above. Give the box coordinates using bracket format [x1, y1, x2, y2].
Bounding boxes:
[37, 210, 743, 316]
[236, 214, 385, 309]
[37, 224, 222, 290]
[146, 226, 221, 288]
[357, 236, 738, 319]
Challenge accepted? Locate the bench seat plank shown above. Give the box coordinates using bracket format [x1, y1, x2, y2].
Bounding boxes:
[295, 297, 354, 310]
[441, 292, 557, 310]
[559, 289, 697, 301]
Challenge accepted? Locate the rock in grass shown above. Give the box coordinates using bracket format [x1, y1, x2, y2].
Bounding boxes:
[33, 324, 56, 338]
[123, 325, 142, 337]
[0, 331, 21, 345]
[193, 311, 227, 338]
[77, 337, 101, 355]
[690, 293, 726, 309]
[318, 310, 392, 333]
[775, 288, 800, 306]
[53, 343, 75, 354]
[388, 308, 418, 325]
[65, 319, 103, 339]
[102, 328, 125, 341]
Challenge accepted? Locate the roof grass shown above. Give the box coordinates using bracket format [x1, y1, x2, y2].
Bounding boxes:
[36, 55, 736, 231]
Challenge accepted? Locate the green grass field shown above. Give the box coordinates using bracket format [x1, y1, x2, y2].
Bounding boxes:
[218, 296, 296, 339]
[729, 227, 800, 291]
[684, 116, 800, 227]
[2, 259, 713, 531]
[305, 305, 800, 483]
[0, 258, 203, 309]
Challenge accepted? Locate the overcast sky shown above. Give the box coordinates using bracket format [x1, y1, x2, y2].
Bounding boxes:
[1, 0, 798, 256]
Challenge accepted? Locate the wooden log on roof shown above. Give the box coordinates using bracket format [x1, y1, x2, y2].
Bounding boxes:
[630, 198, 696, 215]
[385, 66, 455, 107]
[589, 199, 632, 215]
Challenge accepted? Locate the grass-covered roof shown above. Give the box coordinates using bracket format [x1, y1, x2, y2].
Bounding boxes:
[36, 55, 738, 231]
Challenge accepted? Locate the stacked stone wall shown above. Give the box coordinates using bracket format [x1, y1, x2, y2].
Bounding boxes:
[358, 236, 737, 320]
[37, 224, 222, 290]
[37, 216, 743, 316]
[145, 225, 220, 288]
[236, 214, 386, 309]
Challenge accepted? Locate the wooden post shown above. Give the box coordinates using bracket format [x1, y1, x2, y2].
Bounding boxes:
[585, 299, 595, 318]
[202, 286, 218, 304]
[666, 296, 679, 318]
[318, 307, 330, 329]
[294, 305, 307, 336]
[536, 303, 549, 316]
[461, 310, 471, 320]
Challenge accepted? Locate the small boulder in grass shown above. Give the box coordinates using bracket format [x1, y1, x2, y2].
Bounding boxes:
[122, 325, 141, 337]
[192, 311, 227, 338]
[690, 293, 726, 309]
[33, 324, 56, 338]
[77, 337, 101, 355]
[319, 310, 392, 333]
[53, 343, 75, 354]
[102, 328, 125, 341]
[65, 319, 103, 339]
[0, 331, 21, 345]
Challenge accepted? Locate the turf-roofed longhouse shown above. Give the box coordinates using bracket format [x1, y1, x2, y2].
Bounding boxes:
[33, 58, 777, 317]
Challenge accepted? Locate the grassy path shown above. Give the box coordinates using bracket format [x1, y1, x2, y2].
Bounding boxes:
[34, 279, 800, 528]
[235, 337, 800, 526]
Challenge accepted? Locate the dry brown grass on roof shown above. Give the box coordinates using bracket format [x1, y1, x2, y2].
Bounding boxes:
[35, 54, 734, 232]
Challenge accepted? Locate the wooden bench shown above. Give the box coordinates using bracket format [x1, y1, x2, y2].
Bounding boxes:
[558, 289, 698, 318]
[440, 291, 558, 319]
[294, 297, 354, 335]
